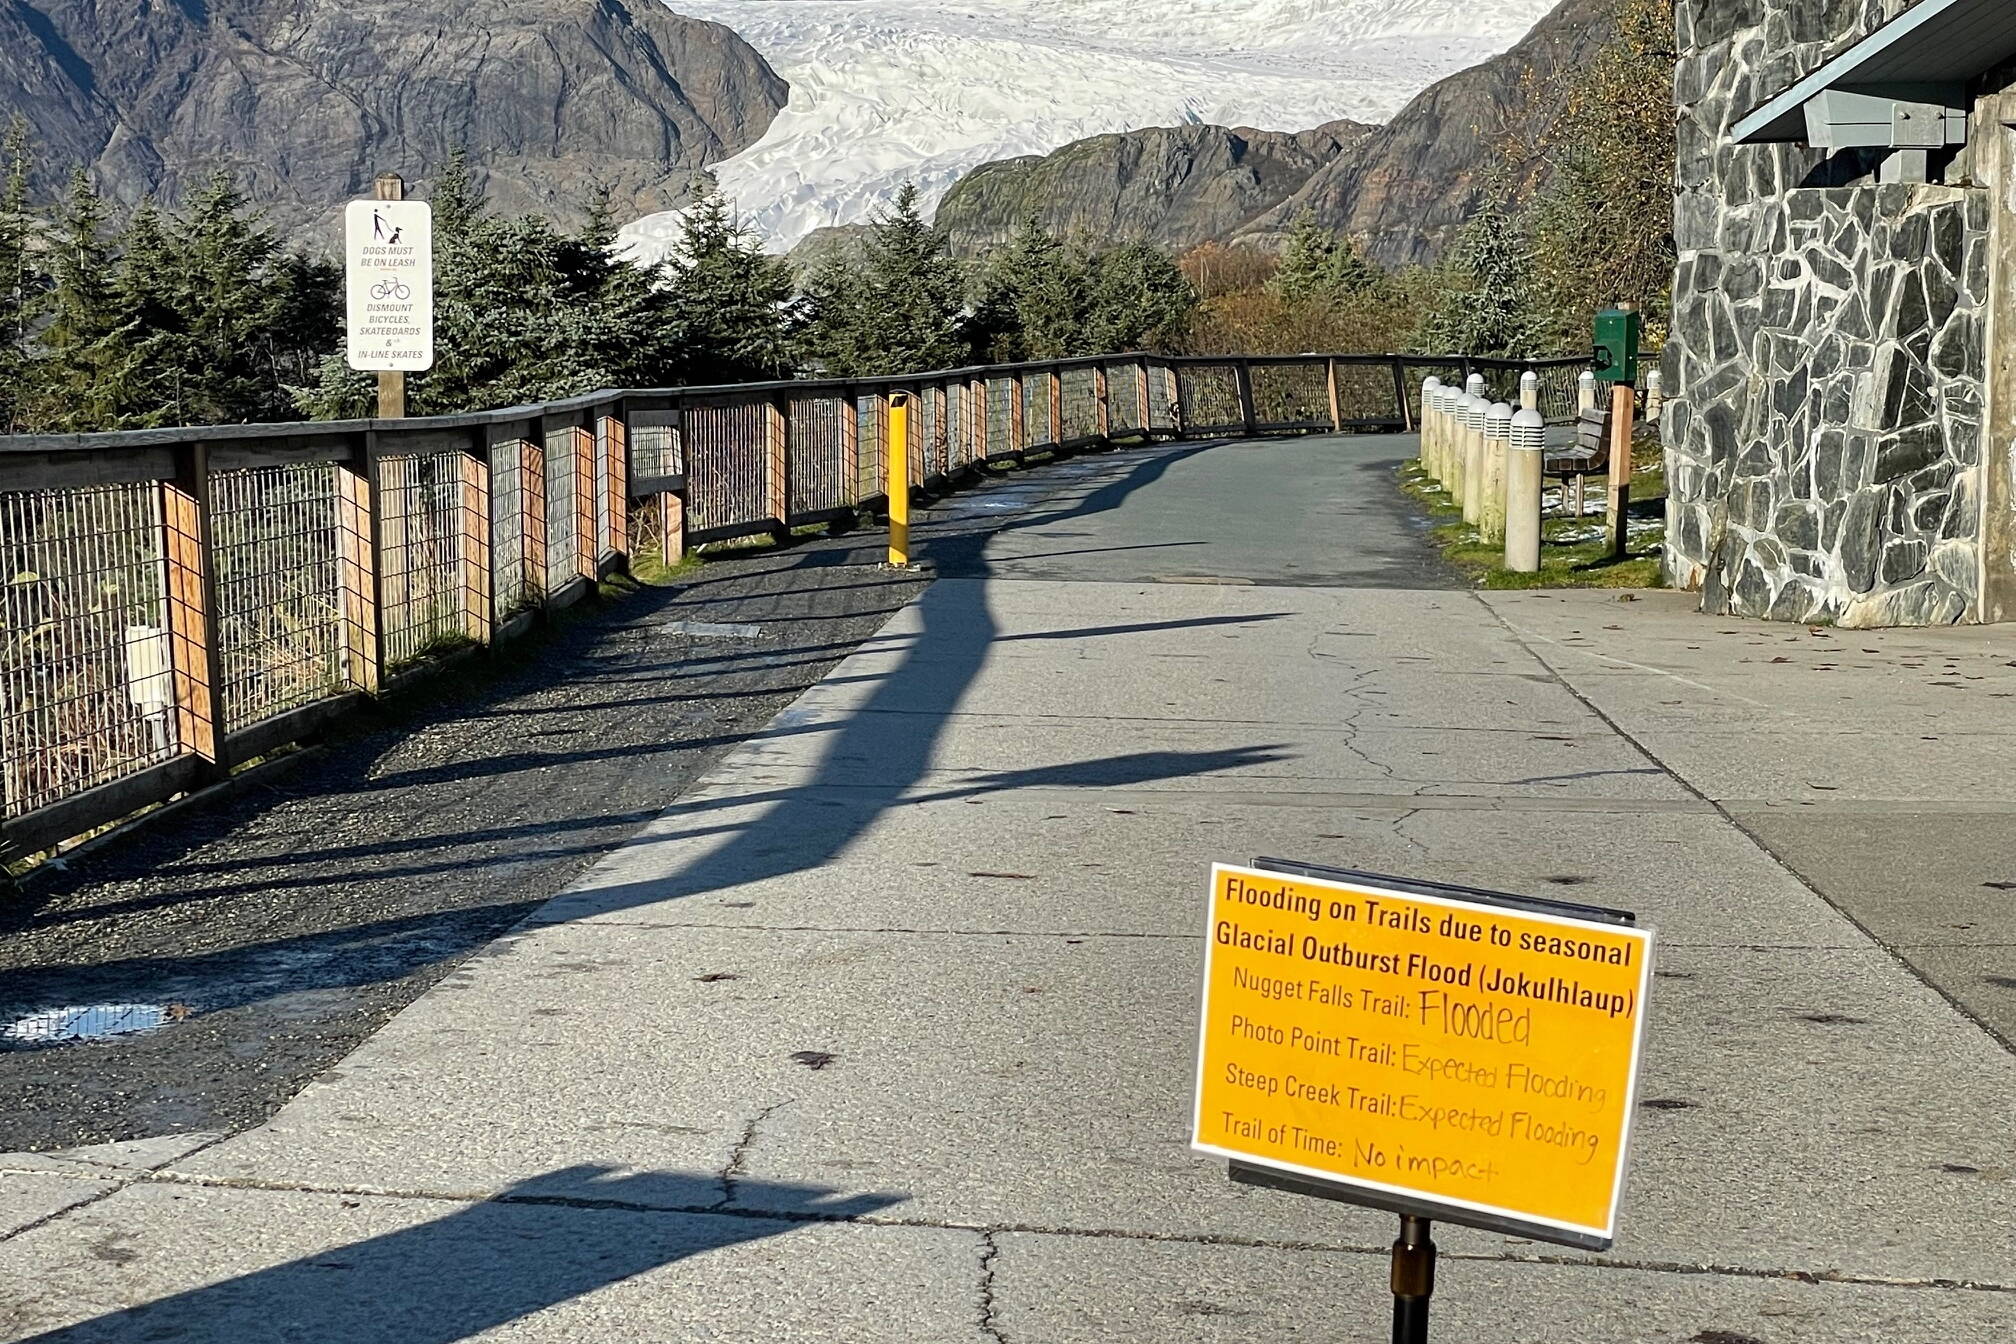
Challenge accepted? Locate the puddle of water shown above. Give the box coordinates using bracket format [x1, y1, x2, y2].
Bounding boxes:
[3, 1003, 190, 1046]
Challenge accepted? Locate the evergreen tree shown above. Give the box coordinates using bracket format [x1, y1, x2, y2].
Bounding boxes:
[1081, 240, 1196, 354]
[1415, 194, 1544, 358]
[834, 183, 972, 376]
[795, 251, 872, 376]
[163, 173, 291, 422]
[973, 216, 1085, 361]
[30, 171, 125, 430]
[1268, 210, 1381, 305]
[103, 202, 183, 426]
[0, 120, 37, 433]
[661, 182, 794, 384]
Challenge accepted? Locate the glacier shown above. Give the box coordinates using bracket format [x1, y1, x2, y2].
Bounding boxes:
[623, 0, 1558, 257]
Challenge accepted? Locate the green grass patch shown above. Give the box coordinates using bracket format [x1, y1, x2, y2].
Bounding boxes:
[1399, 442, 1668, 592]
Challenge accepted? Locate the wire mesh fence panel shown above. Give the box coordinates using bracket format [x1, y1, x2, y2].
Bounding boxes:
[788, 393, 849, 516]
[1153, 365, 1181, 434]
[1023, 374, 1054, 447]
[0, 483, 176, 819]
[1098, 364, 1133, 433]
[210, 464, 345, 731]
[920, 386, 947, 480]
[1251, 361, 1330, 427]
[1061, 366, 1098, 440]
[1332, 362, 1403, 422]
[630, 419, 682, 479]
[489, 436, 545, 616]
[855, 395, 886, 501]
[1179, 364, 1244, 433]
[378, 451, 468, 668]
[684, 400, 771, 532]
[542, 428, 580, 593]
[987, 376, 1016, 453]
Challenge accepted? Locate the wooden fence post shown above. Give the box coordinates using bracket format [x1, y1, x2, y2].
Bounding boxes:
[459, 431, 492, 645]
[163, 443, 226, 762]
[1235, 360, 1258, 437]
[766, 394, 789, 537]
[840, 386, 861, 506]
[334, 437, 381, 694]
[1049, 365, 1064, 445]
[1137, 360, 1152, 437]
[1391, 358, 1414, 431]
[1095, 363, 1111, 442]
[1327, 358, 1344, 433]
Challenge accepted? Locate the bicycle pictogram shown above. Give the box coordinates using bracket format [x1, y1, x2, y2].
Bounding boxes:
[370, 278, 412, 302]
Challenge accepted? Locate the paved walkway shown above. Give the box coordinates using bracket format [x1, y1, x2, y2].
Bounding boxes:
[3, 435, 2012, 1342]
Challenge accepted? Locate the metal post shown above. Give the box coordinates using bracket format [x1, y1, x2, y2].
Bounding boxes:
[373, 173, 406, 421]
[888, 391, 911, 567]
[1391, 1216, 1437, 1344]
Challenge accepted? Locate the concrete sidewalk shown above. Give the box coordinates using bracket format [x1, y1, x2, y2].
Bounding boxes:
[3, 436, 2011, 1342]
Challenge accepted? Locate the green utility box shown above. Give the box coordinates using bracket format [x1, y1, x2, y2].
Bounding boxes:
[1592, 307, 1641, 385]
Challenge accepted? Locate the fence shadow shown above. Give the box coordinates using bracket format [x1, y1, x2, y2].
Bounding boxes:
[13, 1167, 901, 1344]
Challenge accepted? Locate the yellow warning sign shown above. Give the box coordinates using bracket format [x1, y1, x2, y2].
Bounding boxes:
[1192, 864, 1653, 1245]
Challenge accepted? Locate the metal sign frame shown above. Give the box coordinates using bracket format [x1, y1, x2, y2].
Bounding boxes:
[1194, 858, 1653, 1253]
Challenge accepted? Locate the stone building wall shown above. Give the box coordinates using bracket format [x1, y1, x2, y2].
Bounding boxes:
[1665, 0, 1996, 626]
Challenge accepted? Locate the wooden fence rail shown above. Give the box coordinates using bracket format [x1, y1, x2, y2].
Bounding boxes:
[0, 351, 1587, 859]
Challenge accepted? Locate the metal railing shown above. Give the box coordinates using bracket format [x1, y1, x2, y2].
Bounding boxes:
[0, 350, 1589, 859]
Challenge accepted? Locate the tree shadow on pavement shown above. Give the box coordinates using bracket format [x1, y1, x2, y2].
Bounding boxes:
[12, 1168, 901, 1344]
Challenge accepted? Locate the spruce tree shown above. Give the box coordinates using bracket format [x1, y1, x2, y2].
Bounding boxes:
[661, 181, 794, 384]
[854, 183, 972, 375]
[1269, 209, 1381, 305]
[795, 251, 871, 376]
[974, 216, 1084, 361]
[32, 171, 125, 430]
[165, 173, 289, 422]
[1416, 195, 1544, 358]
[0, 120, 38, 433]
[1082, 240, 1197, 354]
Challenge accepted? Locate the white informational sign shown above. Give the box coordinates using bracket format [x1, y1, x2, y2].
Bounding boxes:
[344, 200, 434, 372]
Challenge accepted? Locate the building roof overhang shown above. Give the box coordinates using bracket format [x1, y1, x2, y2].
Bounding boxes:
[1730, 0, 2016, 145]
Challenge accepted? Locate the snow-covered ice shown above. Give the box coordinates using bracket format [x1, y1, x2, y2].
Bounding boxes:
[624, 0, 1557, 256]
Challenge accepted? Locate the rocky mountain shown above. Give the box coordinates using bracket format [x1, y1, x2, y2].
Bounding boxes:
[1239, 0, 1617, 265]
[0, 0, 787, 242]
[926, 0, 1613, 267]
[934, 120, 1374, 258]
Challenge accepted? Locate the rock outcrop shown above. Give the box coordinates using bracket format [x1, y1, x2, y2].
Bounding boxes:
[930, 0, 1614, 267]
[0, 0, 787, 242]
[934, 120, 1373, 257]
[1239, 0, 1618, 266]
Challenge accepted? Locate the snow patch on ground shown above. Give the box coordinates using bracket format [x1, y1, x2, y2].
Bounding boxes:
[623, 0, 1556, 257]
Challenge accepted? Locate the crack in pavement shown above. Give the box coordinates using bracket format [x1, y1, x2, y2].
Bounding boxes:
[977, 1230, 1006, 1342]
[715, 1100, 791, 1210]
[55, 1168, 2014, 1296]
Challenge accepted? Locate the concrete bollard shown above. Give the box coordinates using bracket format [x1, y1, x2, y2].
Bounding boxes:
[1431, 385, 1452, 486]
[1644, 368, 1663, 423]
[1482, 402, 1514, 545]
[1460, 394, 1488, 524]
[1577, 370, 1598, 414]
[1519, 370, 1539, 415]
[1420, 377, 1442, 480]
[1505, 408, 1546, 573]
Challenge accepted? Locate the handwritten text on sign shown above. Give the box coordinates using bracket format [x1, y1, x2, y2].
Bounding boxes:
[1192, 865, 1652, 1242]
[344, 200, 434, 373]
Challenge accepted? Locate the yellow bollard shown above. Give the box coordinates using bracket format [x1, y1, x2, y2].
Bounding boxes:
[888, 391, 911, 567]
